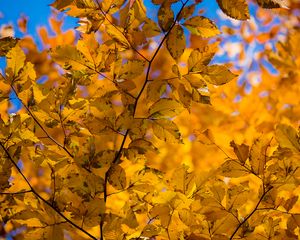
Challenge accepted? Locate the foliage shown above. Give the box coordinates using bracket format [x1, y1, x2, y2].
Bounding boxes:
[0, 0, 300, 239]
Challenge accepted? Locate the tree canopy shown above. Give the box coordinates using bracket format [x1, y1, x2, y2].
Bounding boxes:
[0, 0, 300, 239]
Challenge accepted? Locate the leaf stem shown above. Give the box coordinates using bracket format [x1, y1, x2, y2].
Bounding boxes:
[229, 186, 273, 239]
[0, 141, 97, 240]
[10, 85, 74, 158]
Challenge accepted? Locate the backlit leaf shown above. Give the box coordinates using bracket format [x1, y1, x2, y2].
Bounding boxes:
[6, 45, 26, 78]
[158, 2, 174, 32]
[0, 37, 19, 56]
[108, 164, 127, 190]
[149, 98, 184, 119]
[188, 42, 219, 72]
[166, 24, 186, 61]
[217, 0, 250, 20]
[256, 0, 283, 8]
[219, 160, 250, 177]
[183, 16, 220, 38]
[105, 24, 130, 49]
[152, 119, 181, 143]
[275, 124, 300, 152]
[201, 65, 237, 85]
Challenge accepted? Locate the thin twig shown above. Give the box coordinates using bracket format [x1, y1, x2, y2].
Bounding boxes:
[229, 186, 273, 239]
[10, 85, 74, 158]
[99, 2, 190, 239]
[0, 141, 97, 240]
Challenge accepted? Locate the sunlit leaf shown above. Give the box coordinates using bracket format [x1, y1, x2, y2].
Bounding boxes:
[201, 65, 237, 85]
[149, 98, 184, 119]
[152, 119, 182, 143]
[183, 16, 220, 38]
[217, 0, 250, 20]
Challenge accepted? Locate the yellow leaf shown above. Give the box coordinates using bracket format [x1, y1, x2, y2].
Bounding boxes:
[0, 37, 19, 56]
[158, 2, 174, 32]
[152, 119, 181, 143]
[219, 160, 250, 177]
[6, 45, 26, 78]
[183, 16, 220, 38]
[150, 204, 171, 227]
[216, 0, 250, 20]
[149, 98, 184, 119]
[142, 19, 161, 37]
[256, 0, 284, 8]
[118, 59, 146, 79]
[201, 65, 237, 85]
[249, 138, 270, 175]
[19, 129, 40, 143]
[275, 124, 300, 152]
[188, 42, 219, 72]
[50, 45, 92, 70]
[230, 141, 249, 164]
[105, 24, 130, 49]
[108, 164, 127, 190]
[166, 25, 186, 61]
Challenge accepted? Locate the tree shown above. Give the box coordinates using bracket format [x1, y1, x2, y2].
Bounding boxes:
[0, 0, 300, 239]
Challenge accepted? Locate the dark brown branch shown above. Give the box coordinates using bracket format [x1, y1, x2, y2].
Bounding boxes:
[10, 85, 74, 159]
[99, 2, 190, 239]
[0, 190, 32, 195]
[0, 141, 97, 240]
[229, 186, 273, 239]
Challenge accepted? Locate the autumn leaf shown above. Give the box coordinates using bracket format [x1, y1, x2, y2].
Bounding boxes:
[217, 0, 250, 20]
[108, 164, 127, 190]
[158, 2, 174, 32]
[201, 65, 237, 85]
[275, 124, 300, 152]
[183, 16, 220, 38]
[0, 37, 19, 56]
[219, 160, 250, 177]
[152, 119, 182, 143]
[188, 42, 219, 72]
[256, 0, 284, 8]
[149, 98, 184, 119]
[166, 24, 186, 61]
[6, 45, 26, 78]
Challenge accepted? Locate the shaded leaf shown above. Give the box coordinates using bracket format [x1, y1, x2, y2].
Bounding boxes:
[230, 141, 249, 164]
[0, 37, 19, 56]
[256, 0, 283, 8]
[158, 2, 174, 32]
[166, 24, 186, 61]
[108, 164, 127, 190]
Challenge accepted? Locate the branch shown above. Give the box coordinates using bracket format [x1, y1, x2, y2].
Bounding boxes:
[0, 141, 97, 240]
[99, 2, 190, 239]
[0, 190, 32, 195]
[229, 186, 273, 239]
[10, 85, 74, 159]
[95, 1, 150, 63]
